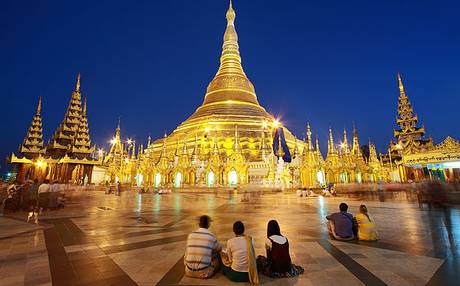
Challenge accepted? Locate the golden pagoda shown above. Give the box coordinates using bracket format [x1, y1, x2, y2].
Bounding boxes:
[141, 1, 298, 188]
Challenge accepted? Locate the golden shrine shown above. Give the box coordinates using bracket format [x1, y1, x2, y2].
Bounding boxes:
[390, 74, 460, 182]
[101, 1, 390, 189]
[9, 74, 100, 184]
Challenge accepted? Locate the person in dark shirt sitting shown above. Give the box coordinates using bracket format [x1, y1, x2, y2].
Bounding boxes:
[256, 220, 304, 278]
[326, 203, 355, 240]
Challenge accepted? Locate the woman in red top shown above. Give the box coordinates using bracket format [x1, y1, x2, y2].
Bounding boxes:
[256, 220, 304, 278]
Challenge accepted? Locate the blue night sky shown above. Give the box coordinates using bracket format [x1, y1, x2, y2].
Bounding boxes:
[1, 0, 459, 172]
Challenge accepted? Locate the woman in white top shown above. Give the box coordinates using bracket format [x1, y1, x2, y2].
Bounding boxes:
[223, 221, 257, 283]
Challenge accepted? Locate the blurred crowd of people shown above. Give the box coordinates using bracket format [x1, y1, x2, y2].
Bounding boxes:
[0, 179, 66, 223]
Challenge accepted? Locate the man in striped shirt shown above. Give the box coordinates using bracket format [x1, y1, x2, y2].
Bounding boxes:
[184, 215, 222, 278]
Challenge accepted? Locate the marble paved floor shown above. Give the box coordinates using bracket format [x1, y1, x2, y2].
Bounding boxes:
[0, 190, 459, 286]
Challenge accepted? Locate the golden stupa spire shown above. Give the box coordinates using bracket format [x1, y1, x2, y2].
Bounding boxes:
[307, 123, 314, 151]
[76, 73, 81, 92]
[203, 0, 259, 106]
[116, 117, 121, 138]
[342, 128, 349, 154]
[20, 96, 45, 157]
[316, 135, 324, 162]
[397, 72, 405, 98]
[328, 127, 336, 154]
[36, 96, 42, 115]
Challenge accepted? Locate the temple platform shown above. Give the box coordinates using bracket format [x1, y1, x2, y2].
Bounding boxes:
[0, 189, 459, 286]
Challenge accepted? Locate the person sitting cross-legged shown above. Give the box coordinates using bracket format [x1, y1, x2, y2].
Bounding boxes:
[184, 215, 222, 279]
[355, 205, 378, 241]
[326, 203, 355, 241]
[222, 221, 259, 284]
[256, 220, 304, 278]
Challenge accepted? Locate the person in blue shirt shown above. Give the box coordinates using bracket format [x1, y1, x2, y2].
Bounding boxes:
[326, 203, 355, 240]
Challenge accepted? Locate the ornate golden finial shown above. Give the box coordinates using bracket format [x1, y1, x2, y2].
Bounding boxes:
[202, 0, 260, 106]
[397, 72, 405, 96]
[226, 0, 236, 26]
[307, 123, 313, 151]
[83, 97, 87, 115]
[316, 135, 321, 153]
[115, 117, 121, 138]
[76, 73, 81, 92]
[36, 96, 42, 115]
[343, 128, 349, 153]
[329, 127, 335, 153]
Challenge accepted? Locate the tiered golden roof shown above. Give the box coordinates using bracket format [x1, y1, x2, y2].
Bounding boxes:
[47, 74, 95, 159]
[393, 73, 432, 154]
[70, 97, 95, 157]
[19, 97, 45, 158]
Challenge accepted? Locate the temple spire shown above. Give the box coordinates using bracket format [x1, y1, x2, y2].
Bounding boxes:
[342, 128, 349, 154]
[20, 97, 45, 158]
[37, 96, 42, 115]
[397, 72, 405, 98]
[328, 128, 336, 154]
[352, 125, 360, 155]
[47, 73, 86, 157]
[394, 72, 431, 151]
[316, 135, 324, 162]
[76, 73, 81, 92]
[203, 0, 259, 106]
[307, 123, 314, 151]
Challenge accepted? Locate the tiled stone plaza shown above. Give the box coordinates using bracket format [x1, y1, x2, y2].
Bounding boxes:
[1, 190, 459, 286]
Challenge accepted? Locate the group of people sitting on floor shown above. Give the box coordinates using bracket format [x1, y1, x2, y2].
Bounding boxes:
[326, 202, 378, 241]
[184, 203, 377, 284]
[184, 216, 304, 284]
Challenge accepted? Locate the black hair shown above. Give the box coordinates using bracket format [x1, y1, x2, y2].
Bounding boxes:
[233, 221, 245, 235]
[34, 179, 38, 183]
[199, 215, 211, 228]
[267, 220, 281, 238]
[339, 203, 348, 212]
[360, 205, 372, 222]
